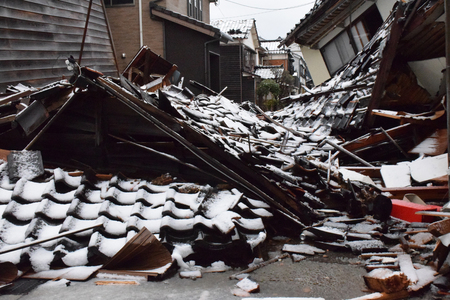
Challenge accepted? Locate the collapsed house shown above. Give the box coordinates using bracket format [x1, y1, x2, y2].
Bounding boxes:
[0, 0, 448, 297]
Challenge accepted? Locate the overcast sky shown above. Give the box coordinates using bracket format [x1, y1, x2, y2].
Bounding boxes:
[210, 0, 316, 40]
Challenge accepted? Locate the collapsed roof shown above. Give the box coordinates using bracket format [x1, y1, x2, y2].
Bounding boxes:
[0, 0, 447, 278]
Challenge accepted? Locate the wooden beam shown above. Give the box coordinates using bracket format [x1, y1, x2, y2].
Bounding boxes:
[343, 123, 412, 153]
[381, 185, 448, 201]
[365, 3, 408, 127]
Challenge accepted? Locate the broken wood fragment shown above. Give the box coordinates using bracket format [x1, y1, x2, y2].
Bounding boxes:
[397, 254, 418, 284]
[363, 268, 410, 293]
[429, 218, 450, 237]
[229, 253, 289, 280]
[282, 244, 326, 255]
[101, 227, 173, 272]
[319, 139, 374, 167]
[236, 277, 260, 293]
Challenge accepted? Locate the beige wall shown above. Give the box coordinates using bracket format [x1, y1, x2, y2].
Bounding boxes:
[300, 46, 329, 86]
[301, 0, 398, 86]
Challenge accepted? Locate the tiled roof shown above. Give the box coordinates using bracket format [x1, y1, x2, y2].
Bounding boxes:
[211, 19, 254, 40]
[0, 164, 272, 272]
[260, 40, 287, 54]
[282, 0, 366, 47]
[272, 8, 396, 133]
[254, 66, 284, 79]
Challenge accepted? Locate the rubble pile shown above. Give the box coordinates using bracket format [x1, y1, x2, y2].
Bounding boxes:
[0, 0, 448, 298]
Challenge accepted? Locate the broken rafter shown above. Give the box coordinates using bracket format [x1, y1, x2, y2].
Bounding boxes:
[253, 104, 307, 138]
[109, 134, 225, 182]
[319, 139, 374, 167]
[285, 83, 373, 103]
[23, 91, 76, 150]
[229, 253, 289, 280]
[365, 2, 408, 127]
[0, 89, 35, 106]
[0, 223, 102, 255]
[378, 127, 409, 158]
[94, 77, 308, 228]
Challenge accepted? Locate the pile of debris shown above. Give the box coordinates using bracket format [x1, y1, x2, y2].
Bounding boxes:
[0, 0, 448, 298]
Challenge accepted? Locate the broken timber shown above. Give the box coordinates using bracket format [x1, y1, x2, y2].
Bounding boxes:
[229, 253, 289, 280]
[93, 76, 309, 227]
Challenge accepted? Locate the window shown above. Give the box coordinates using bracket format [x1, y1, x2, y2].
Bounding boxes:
[104, 0, 134, 6]
[243, 47, 255, 73]
[321, 5, 383, 75]
[187, 0, 202, 21]
[351, 20, 370, 52]
[322, 31, 355, 75]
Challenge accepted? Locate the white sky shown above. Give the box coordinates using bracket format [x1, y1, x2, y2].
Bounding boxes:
[209, 0, 316, 40]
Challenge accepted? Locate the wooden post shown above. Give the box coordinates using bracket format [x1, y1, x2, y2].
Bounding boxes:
[79, 0, 94, 64]
[365, 3, 406, 127]
[445, 0, 450, 203]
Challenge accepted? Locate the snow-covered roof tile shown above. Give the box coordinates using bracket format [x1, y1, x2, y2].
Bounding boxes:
[211, 19, 254, 39]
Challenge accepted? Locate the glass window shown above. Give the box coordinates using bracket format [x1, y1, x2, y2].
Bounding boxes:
[187, 0, 202, 21]
[351, 21, 370, 52]
[321, 5, 383, 75]
[322, 31, 355, 75]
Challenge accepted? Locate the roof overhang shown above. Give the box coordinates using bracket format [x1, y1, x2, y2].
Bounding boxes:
[150, 4, 233, 43]
[281, 0, 366, 48]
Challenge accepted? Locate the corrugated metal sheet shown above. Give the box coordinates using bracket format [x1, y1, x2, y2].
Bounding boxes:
[0, 0, 118, 91]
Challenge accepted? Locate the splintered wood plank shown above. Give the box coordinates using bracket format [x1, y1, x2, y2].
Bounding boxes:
[429, 218, 450, 237]
[282, 244, 326, 255]
[364, 268, 409, 293]
[416, 211, 450, 217]
[101, 227, 172, 271]
[408, 266, 438, 292]
[398, 254, 418, 284]
[409, 128, 447, 156]
[343, 124, 412, 153]
[382, 186, 448, 201]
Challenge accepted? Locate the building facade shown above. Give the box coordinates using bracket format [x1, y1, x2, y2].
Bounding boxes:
[212, 19, 261, 103]
[282, 0, 397, 85]
[104, 0, 227, 93]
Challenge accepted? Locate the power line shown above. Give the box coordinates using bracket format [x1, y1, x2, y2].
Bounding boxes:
[223, 0, 315, 11]
[212, 1, 315, 20]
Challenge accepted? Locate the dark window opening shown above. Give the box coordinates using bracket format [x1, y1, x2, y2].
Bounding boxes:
[209, 52, 220, 92]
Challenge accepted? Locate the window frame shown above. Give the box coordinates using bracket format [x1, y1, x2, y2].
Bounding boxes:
[321, 30, 356, 75]
[104, 0, 135, 7]
[320, 5, 382, 75]
[187, 0, 203, 21]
